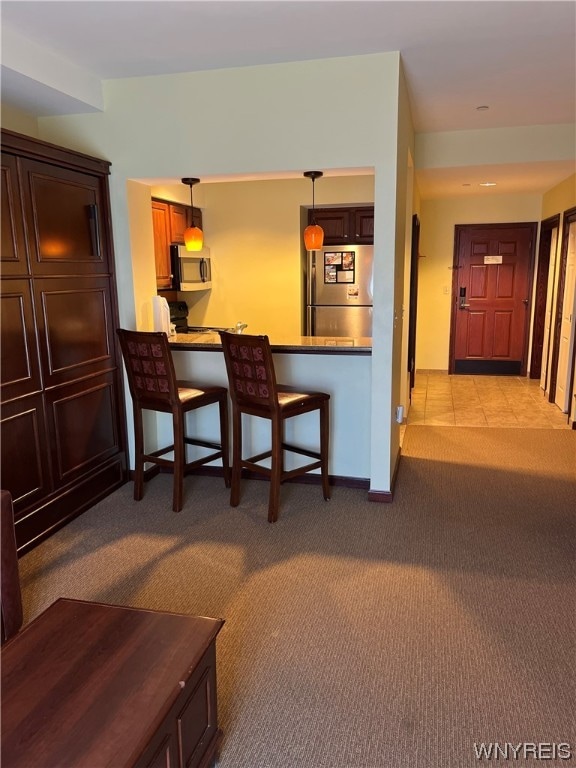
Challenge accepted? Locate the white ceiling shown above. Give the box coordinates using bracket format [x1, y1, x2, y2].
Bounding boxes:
[1, 0, 575, 197]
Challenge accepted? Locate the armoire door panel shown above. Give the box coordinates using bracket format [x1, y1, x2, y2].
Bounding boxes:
[45, 372, 120, 485]
[34, 277, 114, 386]
[0, 395, 51, 510]
[20, 159, 108, 275]
[0, 279, 42, 402]
[1, 153, 29, 275]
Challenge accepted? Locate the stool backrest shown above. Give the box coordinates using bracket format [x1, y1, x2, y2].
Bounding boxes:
[219, 332, 277, 408]
[117, 329, 179, 408]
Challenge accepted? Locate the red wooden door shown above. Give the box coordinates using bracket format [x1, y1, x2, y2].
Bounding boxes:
[450, 223, 536, 375]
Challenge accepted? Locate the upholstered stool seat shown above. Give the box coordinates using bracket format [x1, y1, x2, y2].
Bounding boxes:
[117, 329, 230, 512]
[219, 331, 330, 522]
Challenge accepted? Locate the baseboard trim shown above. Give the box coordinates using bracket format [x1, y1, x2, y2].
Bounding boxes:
[367, 446, 402, 503]
[139, 461, 406, 496]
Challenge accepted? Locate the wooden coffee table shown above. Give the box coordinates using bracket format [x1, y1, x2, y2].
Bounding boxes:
[1, 598, 224, 768]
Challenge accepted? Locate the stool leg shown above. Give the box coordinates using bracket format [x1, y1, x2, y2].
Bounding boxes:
[173, 409, 185, 512]
[133, 403, 145, 501]
[230, 409, 242, 507]
[320, 402, 331, 501]
[268, 415, 283, 523]
[219, 394, 231, 488]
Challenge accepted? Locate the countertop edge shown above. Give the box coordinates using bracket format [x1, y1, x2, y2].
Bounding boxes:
[169, 336, 372, 355]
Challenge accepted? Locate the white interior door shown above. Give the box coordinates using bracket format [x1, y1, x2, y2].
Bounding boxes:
[555, 222, 576, 411]
[540, 228, 559, 391]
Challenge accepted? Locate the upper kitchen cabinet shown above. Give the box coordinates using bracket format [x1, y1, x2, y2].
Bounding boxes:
[152, 200, 172, 290]
[152, 198, 203, 290]
[353, 208, 375, 244]
[308, 206, 374, 245]
[0, 129, 127, 554]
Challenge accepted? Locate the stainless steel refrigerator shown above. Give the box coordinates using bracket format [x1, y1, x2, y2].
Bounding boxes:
[306, 245, 373, 337]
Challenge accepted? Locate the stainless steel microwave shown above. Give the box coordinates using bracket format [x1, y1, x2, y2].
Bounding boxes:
[171, 245, 212, 291]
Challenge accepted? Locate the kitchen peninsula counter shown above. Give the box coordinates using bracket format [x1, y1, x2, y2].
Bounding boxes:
[169, 334, 372, 481]
[170, 333, 372, 354]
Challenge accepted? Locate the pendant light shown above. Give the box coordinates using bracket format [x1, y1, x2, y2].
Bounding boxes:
[303, 170, 324, 250]
[181, 177, 204, 251]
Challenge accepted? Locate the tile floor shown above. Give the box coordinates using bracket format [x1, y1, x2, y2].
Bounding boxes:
[407, 371, 572, 429]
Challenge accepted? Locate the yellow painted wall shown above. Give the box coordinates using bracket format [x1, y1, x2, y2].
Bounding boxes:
[542, 173, 576, 219]
[1, 103, 39, 137]
[184, 175, 374, 335]
[417, 193, 542, 370]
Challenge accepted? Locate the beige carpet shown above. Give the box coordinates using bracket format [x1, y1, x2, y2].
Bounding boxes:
[18, 427, 576, 768]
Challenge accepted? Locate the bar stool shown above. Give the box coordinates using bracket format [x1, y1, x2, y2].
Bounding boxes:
[218, 331, 330, 522]
[117, 329, 230, 512]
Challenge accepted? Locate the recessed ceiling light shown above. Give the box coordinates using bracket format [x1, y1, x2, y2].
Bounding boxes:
[476, 105, 490, 111]
[479, 182, 497, 187]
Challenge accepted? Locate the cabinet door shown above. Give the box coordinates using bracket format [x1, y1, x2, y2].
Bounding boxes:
[1, 393, 51, 511]
[139, 731, 178, 768]
[44, 370, 122, 490]
[152, 201, 173, 290]
[169, 203, 189, 244]
[353, 207, 374, 244]
[1, 278, 50, 512]
[310, 209, 352, 244]
[169, 204, 203, 243]
[192, 207, 203, 231]
[33, 276, 117, 389]
[177, 644, 219, 768]
[1, 278, 42, 403]
[19, 159, 108, 276]
[1, 154, 29, 275]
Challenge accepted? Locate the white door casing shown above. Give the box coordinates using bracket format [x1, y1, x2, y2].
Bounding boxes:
[555, 222, 576, 411]
[540, 227, 559, 392]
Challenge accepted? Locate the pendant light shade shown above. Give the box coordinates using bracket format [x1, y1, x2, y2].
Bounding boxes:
[181, 177, 204, 251]
[303, 170, 324, 251]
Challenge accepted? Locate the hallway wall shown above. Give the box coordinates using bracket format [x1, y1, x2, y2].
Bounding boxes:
[416, 193, 541, 371]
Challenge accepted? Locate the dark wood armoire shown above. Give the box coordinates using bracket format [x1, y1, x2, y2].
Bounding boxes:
[1, 129, 127, 553]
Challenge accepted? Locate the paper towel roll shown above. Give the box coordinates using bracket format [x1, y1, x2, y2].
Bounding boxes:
[152, 295, 171, 335]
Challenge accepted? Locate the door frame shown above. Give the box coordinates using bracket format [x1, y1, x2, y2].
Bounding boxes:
[407, 214, 420, 392]
[448, 222, 537, 375]
[548, 206, 576, 403]
[530, 214, 560, 380]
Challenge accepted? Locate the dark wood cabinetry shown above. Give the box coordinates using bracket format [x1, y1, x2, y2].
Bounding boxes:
[0, 130, 127, 553]
[1, 599, 224, 768]
[308, 206, 374, 245]
[152, 198, 203, 290]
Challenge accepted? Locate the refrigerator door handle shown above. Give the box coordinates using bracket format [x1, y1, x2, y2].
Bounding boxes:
[306, 306, 315, 336]
[307, 251, 316, 306]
